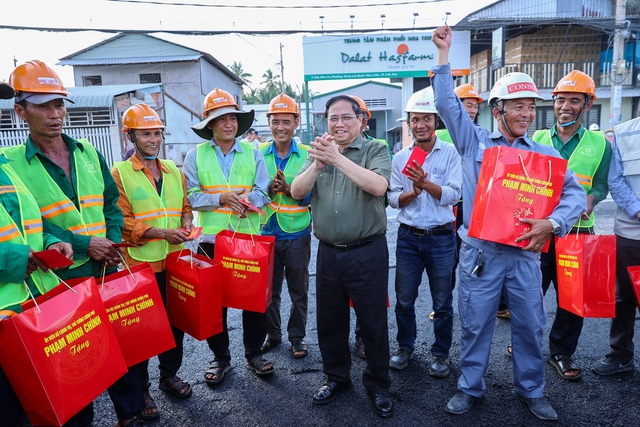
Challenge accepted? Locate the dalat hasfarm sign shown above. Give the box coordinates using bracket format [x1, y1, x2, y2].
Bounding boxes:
[303, 31, 470, 81]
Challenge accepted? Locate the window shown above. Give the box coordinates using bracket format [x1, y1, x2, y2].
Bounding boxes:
[140, 73, 161, 84]
[83, 76, 102, 86]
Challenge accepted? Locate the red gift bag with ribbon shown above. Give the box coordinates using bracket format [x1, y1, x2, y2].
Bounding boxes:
[468, 146, 567, 251]
[96, 262, 175, 366]
[0, 277, 127, 426]
[24, 263, 176, 367]
[214, 229, 276, 313]
[626, 265, 640, 309]
[556, 233, 616, 318]
[166, 250, 223, 340]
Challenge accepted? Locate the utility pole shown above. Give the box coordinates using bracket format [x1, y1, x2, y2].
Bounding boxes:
[610, 0, 627, 127]
[279, 43, 285, 93]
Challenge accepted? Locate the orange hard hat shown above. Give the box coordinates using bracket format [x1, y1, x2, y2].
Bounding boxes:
[191, 88, 254, 140]
[454, 83, 484, 103]
[267, 93, 299, 117]
[10, 60, 70, 100]
[122, 103, 164, 133]
[552, 70, 596, 100]
[202, 88, 239, 118]
[347, 94, 371, 120]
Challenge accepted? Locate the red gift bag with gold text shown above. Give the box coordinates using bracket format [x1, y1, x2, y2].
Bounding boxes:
[214, 230, 275, 313]
[166, 250, 223, 340]
[0, 277, 127, 426]
[557, 234, 616, 318]
[626, 265, 640, 309]
[468, 146, 567, 251]
[96, 262, 175, 366]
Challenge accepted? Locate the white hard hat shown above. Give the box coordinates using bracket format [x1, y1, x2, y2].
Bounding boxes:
[405, 87, 437, 114]
[589, 123, 600, 131]
[489, 72, 544, 106]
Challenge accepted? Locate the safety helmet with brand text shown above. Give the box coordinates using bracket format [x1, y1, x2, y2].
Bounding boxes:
[489, 72, 543, 106]
[9, 60, 69, 96]
[202, 88, 239, 118]
[552, 70, 596, 100]
[267, 93, 299, 117]
[405, 87, 438, 114]
[191, 88, 254, 140]
[121, 104, 165, 133]
[347, 94, 371, 120]
[455, 83, 484, 103]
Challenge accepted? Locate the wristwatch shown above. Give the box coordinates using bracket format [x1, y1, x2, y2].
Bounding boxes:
[547, 218, 561, 235]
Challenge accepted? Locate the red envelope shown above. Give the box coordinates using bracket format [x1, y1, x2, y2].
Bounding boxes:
[33, 250, 73, 269]
[181, 226, 203, 240]
[402, 146, 428, 177]
[239, 198, 265, 216]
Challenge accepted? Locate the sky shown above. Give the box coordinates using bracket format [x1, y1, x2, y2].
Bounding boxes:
[0, 0, 498, 95]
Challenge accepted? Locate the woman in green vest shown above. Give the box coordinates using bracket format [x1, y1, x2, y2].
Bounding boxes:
[111, 104, 194, 421]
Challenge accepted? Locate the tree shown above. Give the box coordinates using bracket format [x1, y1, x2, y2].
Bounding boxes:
[261, 69, 281, 94]
[228, 61, 252, 86]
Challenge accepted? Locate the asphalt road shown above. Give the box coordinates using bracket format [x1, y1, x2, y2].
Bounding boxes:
[19, 198, 640, 427]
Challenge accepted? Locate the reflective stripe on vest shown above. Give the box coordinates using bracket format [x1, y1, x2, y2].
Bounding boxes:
[114, 159, 185, 262]
[195, 142, 261, 234]
[532, 129, 606, 228]
[259, 142, 311, 233]
[0, 164, 59, 309]
[3, 139, 107, 268]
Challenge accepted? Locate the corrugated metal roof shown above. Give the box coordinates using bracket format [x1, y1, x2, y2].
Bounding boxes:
[0, 84, 161, 109]
[58, 55, 201, 66]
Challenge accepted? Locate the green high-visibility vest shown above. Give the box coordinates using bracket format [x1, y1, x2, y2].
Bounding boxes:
[4, 140, 107, 268]
[259, 142, 311, 233]
[194, 142, 261, 235]
[436, 129, 453, 143]
[532, 129, 606, 228]
[0, 164, 59, 309]
[113, 160, 185, 262]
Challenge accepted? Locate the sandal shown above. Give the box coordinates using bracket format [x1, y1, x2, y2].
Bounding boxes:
[291, 340, 309, 358]
[116, 418, 144, 427]
[506, 345, 512, 357]
[355, 337, 366, 359]
[204, 359, 232, 385]
[159, 375, 192, 398]
[261, 336, 282, 353]
[246, 356, 275, 376]
[136, 391, 159, 421]
[548, 354, 582, 382]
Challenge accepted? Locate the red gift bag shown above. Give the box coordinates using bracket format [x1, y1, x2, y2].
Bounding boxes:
[0, 278, 127, 426]
[468, 146, 567, 251]
[214, 229, 276, 313]
[166, 250, 223, 340]
[97, 262, 175, 367]
[627, 265, 640, 309]
[556, 234, 616, 318]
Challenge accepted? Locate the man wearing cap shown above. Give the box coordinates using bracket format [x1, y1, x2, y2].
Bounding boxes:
[531, 70, 611, 382]
[388, 87, 461, 377]
[291, 95, 393, 418]
[0, 81, 74, 427]
[3, 61, 145, 427]
[258, 93, 312, 359]
[431, 26, 585, 421]
[183, 87, 273, 384]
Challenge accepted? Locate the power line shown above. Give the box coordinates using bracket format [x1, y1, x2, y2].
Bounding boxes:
[106, 0, 447, 8]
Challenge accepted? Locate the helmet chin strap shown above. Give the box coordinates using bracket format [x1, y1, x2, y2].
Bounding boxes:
[416, 116, 440, 143]
[129, 130, 162, 160]
[495, 101, 518, 138]
[558, 96, 591, 128]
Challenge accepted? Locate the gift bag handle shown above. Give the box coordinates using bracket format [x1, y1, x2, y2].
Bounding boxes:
[25, 271, 75, 313]
[232, 215, 257, 247]
[518, 154, 552, 190]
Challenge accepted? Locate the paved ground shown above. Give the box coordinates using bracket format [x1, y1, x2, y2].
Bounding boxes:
[19, 199, 640, 427]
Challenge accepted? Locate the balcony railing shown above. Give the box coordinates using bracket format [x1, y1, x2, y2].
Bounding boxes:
[467, 61, 636, 95]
